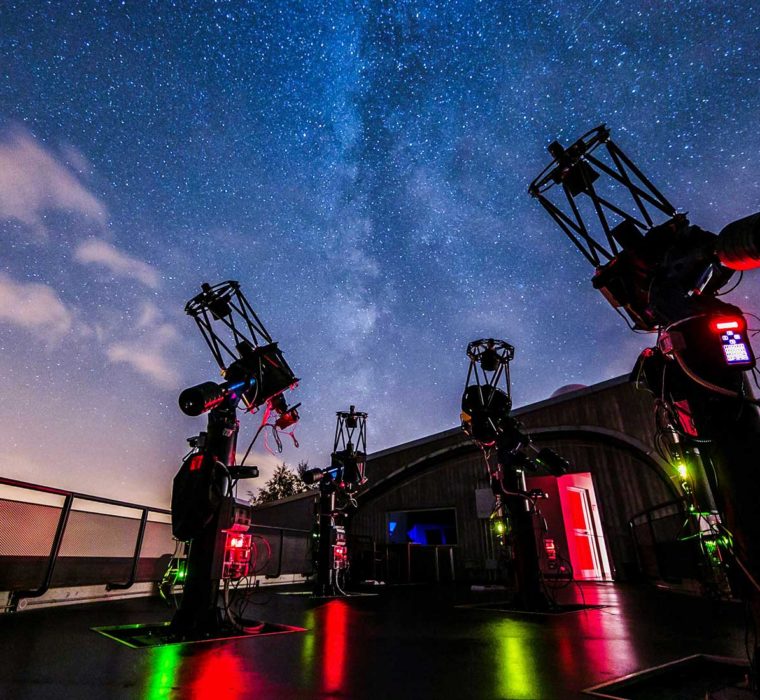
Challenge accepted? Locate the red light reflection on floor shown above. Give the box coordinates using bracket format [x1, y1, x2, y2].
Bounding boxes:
[555, 586, 641, 681]
[322, 600, 349, 694]
[188, 647, 249, 700]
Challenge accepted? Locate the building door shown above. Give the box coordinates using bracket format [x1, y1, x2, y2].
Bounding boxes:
[558, 474, 612, 580]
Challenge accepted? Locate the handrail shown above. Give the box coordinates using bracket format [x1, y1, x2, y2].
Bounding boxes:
[628, 498, 686, 529]
[249, 523, 311, 579]
[250, 523, 311, 535]
[1, 476, 171, 610]
[9, 493, 74, 610]
[0, 476, 171, 514]
[106, 509, 149, 591]
[1, 478, 314, 608]
[628, 498, 688, 581]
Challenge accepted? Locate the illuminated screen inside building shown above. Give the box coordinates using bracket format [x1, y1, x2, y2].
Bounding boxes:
[387, 508, 458, 545]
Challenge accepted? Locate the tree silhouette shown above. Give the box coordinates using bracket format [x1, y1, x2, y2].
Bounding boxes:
[252, 461, 311, 504]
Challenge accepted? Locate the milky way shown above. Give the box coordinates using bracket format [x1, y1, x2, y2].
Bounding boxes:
[1, 1, 758, 506]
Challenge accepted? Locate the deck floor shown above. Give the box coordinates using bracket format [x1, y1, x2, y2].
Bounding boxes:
[0, 582, 751, 699]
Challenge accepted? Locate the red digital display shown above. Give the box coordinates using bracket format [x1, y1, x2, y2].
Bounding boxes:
[714, 320, 740, 331]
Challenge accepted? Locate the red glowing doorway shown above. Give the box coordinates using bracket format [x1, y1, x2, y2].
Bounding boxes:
[526, 471, 613, 581]
[557, 473, 612, 580]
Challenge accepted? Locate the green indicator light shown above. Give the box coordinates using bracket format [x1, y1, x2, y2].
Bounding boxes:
[172, 561, 187, 582]
[676, 463, 688, 479]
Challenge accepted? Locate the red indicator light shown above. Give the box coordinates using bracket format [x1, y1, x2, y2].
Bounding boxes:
[229, 536, 245, 548]
[189, 455, 204, 472]
[715, 321, 740, 330]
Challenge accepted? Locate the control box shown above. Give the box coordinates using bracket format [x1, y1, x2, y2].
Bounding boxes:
[331, 526, 347, 570]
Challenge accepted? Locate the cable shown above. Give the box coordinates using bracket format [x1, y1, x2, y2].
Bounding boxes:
[612, 304, 654, 334]
[731, 549, 760, 596]
[673, 349, 758, 403]
[251, 534, 272, 574]
[716, 270, 744, 296]
[744, 599, 757, 690]
[333, 568, 349, 596]
[159, 539, 185, 607]
[239, 423, 269, 467]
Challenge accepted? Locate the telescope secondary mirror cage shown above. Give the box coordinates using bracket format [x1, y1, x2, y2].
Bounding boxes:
[528, 124, 678, 267]
[332, 406, 368, 488]
[462, 339, 516, 447]
[181, 280, 299, 415]
[304, 406, 369, 489]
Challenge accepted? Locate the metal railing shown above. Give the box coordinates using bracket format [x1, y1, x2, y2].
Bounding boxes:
[628, 498, 701, 582]
[1, 477, 317, 612]
[0, 476, 171, 611]
[249, 523, 312, 578]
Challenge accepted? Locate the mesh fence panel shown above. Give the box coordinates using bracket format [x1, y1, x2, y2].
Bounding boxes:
[141, 520, 175, 559]
[2, 487, 313, 592]
[0, 500, 62, 557]
[1, 490, 174, 590]
[59, 510, 140, 558]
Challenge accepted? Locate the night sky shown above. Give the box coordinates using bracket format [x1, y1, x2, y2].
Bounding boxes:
[1, 1, 758, 508]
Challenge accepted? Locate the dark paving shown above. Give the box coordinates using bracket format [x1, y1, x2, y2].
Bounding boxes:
[0, 582, 751, 699]
[587, 655, 750, 700]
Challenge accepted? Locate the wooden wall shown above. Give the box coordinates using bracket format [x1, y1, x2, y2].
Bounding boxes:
[251, 378, 678, 582]
[350, 377, 676, 581]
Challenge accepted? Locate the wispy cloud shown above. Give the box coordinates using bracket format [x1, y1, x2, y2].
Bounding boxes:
[0, 128, 106, 237]
[105, 302, 180, 388]
[106, 341, 179, 388]
[74, 238, 161, 289]
[0, 273, 73, 340]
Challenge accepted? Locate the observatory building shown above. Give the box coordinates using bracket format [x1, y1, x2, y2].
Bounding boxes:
[255, 375, 689, 591]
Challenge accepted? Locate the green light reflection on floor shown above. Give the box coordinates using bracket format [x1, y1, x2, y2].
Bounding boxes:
[300, 608, 316, 687]
[490, 619, 545, 700]
[145, 643, 183, 699]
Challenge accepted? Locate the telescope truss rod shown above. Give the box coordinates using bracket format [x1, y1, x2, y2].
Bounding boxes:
[529, 124, 679, 266]
[538, 194, 607, 266]
[185, 281, 276, 372]
[333, 409, 368, 454]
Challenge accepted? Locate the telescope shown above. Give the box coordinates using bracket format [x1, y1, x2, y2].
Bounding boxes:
[310, 405, 368, 597]
[178, 280, 299, 422]
[529, 125, 760, 333]
[169, 280, 300, 637]
[530, 124, 760, 651]
[460, 338, 570, 610]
